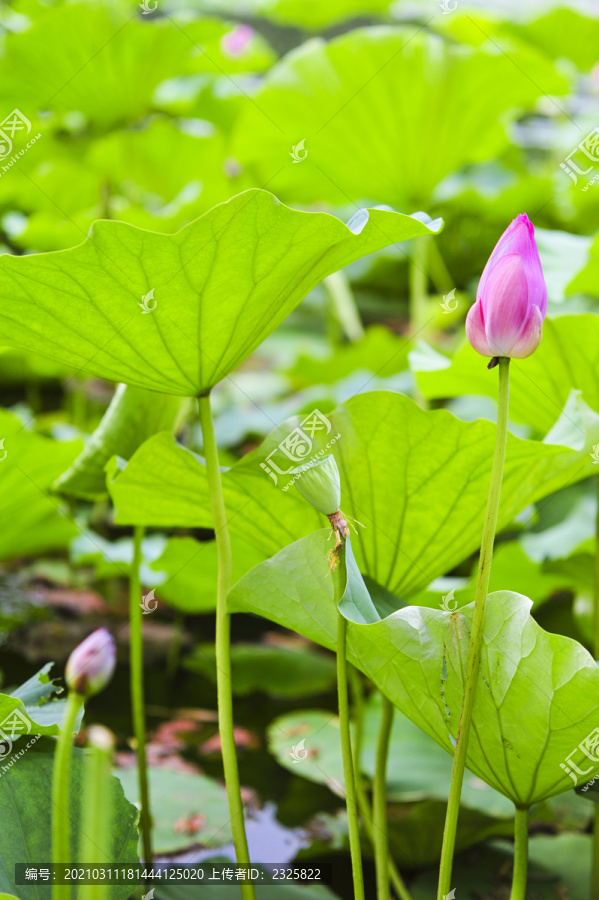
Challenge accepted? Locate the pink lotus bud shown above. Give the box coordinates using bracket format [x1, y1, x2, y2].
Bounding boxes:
[465, 213, 547, 360]
[65, 628, 116, 697]
[222, 24, 253, 58]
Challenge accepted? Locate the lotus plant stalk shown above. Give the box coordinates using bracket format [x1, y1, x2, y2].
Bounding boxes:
[291, 455, 365, 900]
[437, 214, 547, 899]
[53, 629, 116, 900]
[198, 393, 255, 900]
[510, 807, 529, 900]
[129, 525, 153, 864]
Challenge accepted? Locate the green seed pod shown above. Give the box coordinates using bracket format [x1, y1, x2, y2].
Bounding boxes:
[291, 454, 341, 516]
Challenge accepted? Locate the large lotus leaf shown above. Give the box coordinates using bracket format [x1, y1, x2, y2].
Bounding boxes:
[0, 744, 138, 900]
[0, 409, 80, 561]
[115, 766, 232, 854]
[55, 384, 185, 500]
[150, 535, 264, 612]
[268, 703, 513, 817]
[0, 5, 274, 129]
[228, 531, 599, 806]
[3, 122, 248, 253]
[413, 314, 599, 435]
[186, 641, 337, 697]
[0, 664, 83, 738]
[232, 27, 568, 208]
[0, 190, 441, 396]
[110, 390, 599, 599]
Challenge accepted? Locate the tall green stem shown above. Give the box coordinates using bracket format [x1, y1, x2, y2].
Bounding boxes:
[437, 357, 510, 899]
[373, 696, 394, 900]
[509, 807, 529, 900]
[129, 524, 153, 865]
[323, 271, 364, 343]
[591, 476, 599, 898]
[409, 236, 429, 334]
[80, 728, 114, 900]
[337, 611, 365, 900]
[198, 394, 254, 900]
[52, 690, 84, 900]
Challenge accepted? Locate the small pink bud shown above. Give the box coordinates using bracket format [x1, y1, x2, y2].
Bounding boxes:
[221, 24, 253, 58]
[65, 628, 116, 697]
[466, 213, 547, 360]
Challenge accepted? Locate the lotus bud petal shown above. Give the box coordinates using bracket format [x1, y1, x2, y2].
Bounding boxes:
[65, 628, 116, 697]
[466, 213, 547, 360]
[291, 454, 341, 516]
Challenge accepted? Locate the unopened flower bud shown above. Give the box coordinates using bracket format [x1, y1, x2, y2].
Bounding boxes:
[291, 454, 341, 516]
[466, 213, 547, 360]
[65, 628, 116, 697]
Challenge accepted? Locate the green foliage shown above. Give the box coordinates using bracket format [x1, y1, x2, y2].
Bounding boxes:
[230, 530, 599, 806]
[0, 408, 80, 561]
[0, 192, 440, 395]
[0, 744, 138, 899]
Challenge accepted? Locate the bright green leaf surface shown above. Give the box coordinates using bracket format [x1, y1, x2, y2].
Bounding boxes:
[0, 745, 138, 899]
[55, 384, 185, 499]
[111, 390, 599, 599]
[229, 531, 599, 805]
[0, 408, 80, 561]
[0, 190, 441, 395]
[233, 27, 568, 207]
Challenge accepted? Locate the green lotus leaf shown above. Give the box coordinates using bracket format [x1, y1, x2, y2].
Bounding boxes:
[0, 408, 80, 561]
[0, 5, 274, 129]
[232, 27, 569, 208]
[55, 384, 185, 500]
[229, 530, 599, 806]
[0, 745, 138, 900]
[109, 390, 599, 599]
[412, 314, 599, 435]
[0, 190, 441, 396]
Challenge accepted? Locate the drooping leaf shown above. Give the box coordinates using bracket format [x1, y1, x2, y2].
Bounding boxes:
[0, 190, 441, 396]
[55, 384, 185, 499]
[110, 390, 599, 599]
[412, 314, 599, 435]
[232, 27, 568, 208]
[0, 744, 138, 900]
[229, 531, 599, 806]
[0, 408, 80, 561]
